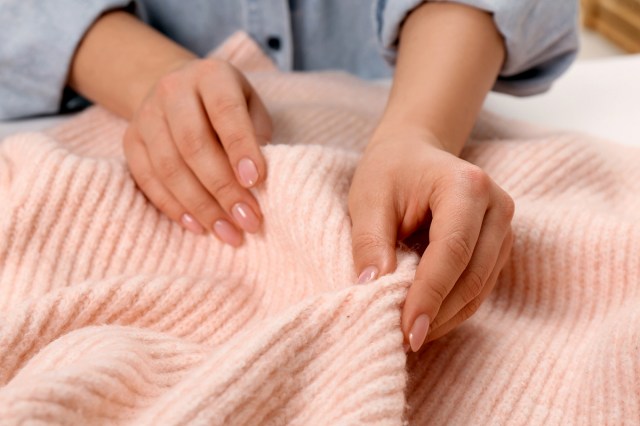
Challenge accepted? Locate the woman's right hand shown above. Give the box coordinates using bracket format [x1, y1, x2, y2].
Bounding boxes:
[68, 11, 272, 245]
[122, 58, 272, 245]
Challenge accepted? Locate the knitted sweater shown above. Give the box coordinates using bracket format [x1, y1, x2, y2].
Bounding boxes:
[0, 33, 638, 425]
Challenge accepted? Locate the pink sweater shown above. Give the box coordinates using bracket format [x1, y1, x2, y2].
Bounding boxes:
[0, 33, 638, 425]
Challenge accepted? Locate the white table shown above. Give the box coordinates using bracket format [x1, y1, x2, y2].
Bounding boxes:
[484, 54, 640, 147]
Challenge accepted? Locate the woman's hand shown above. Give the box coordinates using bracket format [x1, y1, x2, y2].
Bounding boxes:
[348, 2, 509, 350]
[68, 11, 271, 245]
[349, 126, 514, 351]
[122, 58, 272, 245]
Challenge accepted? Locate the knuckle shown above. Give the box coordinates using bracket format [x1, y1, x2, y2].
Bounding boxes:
[423, 280, 450, 306]
[196, 58, 225, 78]
[209, 176, 238, 200]
[214, 97, 244, 118]
[462, 266, 487, 302]
[459, 297, 483, 322]
[134, 170, 155, 190]
[461, 165, 491, 196]
[137, 100, 159, 120]
[444, 232, 474, 268]
[178, 128, 208, 159]
[156, 155, 181, 180]
[352, 232, 390, 255]
[221, 129, 252, 153]
[190, 197, 215, 217]
[155, 73, 181, 98]
[501, 193, 516, 221]
[154, 196, 177, 217]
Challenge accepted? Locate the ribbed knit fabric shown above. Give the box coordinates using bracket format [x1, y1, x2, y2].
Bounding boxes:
[1, 33, 639, 425]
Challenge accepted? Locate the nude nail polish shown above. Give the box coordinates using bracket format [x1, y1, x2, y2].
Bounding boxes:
[357, 266, 379, 284]
[181, 213, 204, 234]
[213, 219, 243, 246]
[232, 203, 260, 233]
[409, 314, 430, 352]
[238, 158, 259, 187]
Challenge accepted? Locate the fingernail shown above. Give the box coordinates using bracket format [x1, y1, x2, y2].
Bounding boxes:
[409, 314, 430, 352]
[403, 343, 410, 353]
[181, 213, 204, 234]
[238, 158, 259, 187]
[231, 202, 260, 233]
[213, 219, 243, 246]
[357, 266, 379, 284]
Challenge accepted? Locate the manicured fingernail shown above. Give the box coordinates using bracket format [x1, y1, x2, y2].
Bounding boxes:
[181, 213, 204, 234]
[403, 343, 410, 353]
[409, 314, 430, 352]
[238, 158, 259, 187]
[357, 266, 379, 284]
[232, 202, 260, 233]
[213, 219, 243, 246]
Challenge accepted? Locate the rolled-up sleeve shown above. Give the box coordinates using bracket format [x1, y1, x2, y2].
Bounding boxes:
[0, 1, 139, 120]
[375, 0, 579, 96]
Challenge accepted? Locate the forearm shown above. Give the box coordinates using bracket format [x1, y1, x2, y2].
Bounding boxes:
[380, 3, 505, 155]
[68, 10, 196, 119]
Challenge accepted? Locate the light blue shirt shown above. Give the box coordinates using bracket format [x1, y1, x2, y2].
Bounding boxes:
[0, 0, 578, 120]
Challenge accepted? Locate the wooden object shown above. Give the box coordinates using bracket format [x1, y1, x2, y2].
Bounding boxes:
[582, 0, 640, 52]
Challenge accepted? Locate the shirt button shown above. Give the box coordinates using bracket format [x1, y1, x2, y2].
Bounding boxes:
[266, 36, 281, 51]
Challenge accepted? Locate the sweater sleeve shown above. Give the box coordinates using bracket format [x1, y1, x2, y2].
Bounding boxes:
[375, 0, 579, 96]
[0, 1, 142, 120]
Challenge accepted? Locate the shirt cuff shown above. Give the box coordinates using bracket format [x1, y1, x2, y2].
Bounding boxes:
[375, 0, 579, 96]
[0, 0, 142, 120]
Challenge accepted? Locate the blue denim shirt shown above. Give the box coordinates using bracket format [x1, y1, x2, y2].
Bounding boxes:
[0, 0, 578, 120]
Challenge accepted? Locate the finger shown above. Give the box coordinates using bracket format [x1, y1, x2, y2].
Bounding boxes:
[138, 108, 243, 246]
[162, 84, 263, 234]
[428, 194, 514, 329]
[348, 179, 399, 284]
[427, 227, 513, 342]
[199, 66, 267, 188]
[123, 127, 201, 234]
[402, 169, 490, 351]
[247, 88, 273, 147]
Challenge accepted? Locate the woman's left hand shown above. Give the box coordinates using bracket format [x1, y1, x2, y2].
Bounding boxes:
[348, 125, 514, 352]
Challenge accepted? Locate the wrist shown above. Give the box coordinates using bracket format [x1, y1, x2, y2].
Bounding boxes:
[372, 115, 457, 155]
[69, 10, 197, 119]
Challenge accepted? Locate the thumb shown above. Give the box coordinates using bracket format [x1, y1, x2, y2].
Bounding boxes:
[349, 187, 399, 284]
